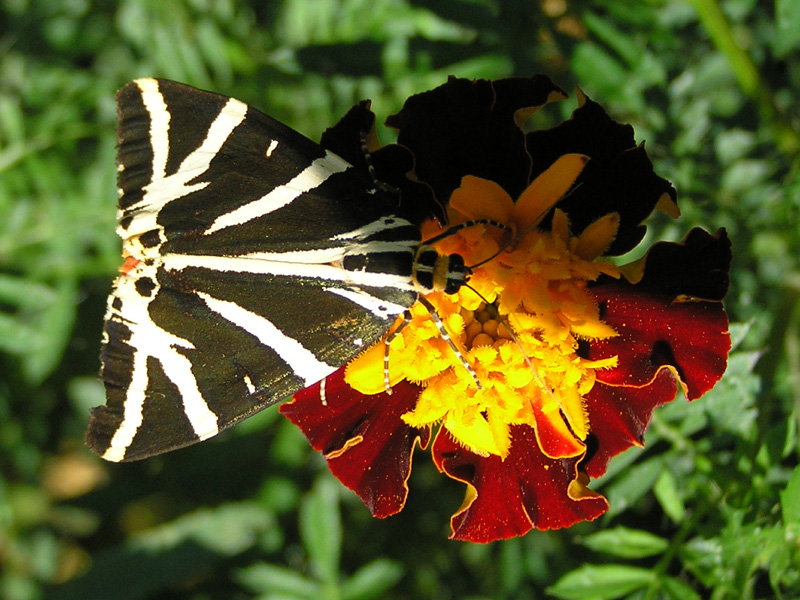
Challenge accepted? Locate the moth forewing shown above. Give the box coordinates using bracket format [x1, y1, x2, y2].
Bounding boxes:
[87, 79, 427, 462]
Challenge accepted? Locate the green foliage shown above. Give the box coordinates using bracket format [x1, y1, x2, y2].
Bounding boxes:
[1, 0, 798, 598]
[235, 477, 403, 600]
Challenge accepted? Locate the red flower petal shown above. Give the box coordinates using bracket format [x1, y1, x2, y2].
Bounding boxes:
[589, 285, 730, 399]
[282, 370, 430, 518]
[582, 370, 678, 478]
[432, 426, 608, 543]
[581, 229, 731, 477]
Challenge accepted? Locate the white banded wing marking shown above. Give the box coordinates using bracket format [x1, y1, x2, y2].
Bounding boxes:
[137, 78, 170, 181]
[239, 247, 349, 264]
[196, 291, 336, 387]
[120, 79, 248, 238]
[336, 240, 418, 259]
[162, 253, 419, 292]
[324, 287, 408, 319]
[204, 150, 351, 235]
[330, 216, 415, 242]
[102, 344, 148, 463]
[239, 240, 417, 264]
[102, 262, 220, 462]
[104, 345, 220, 462]
[176, 95, 249, 184]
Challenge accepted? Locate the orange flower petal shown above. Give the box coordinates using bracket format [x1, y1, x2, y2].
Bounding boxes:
[513, 154, 589, 228]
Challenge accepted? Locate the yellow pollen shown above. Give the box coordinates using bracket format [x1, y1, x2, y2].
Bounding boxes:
[345, 164, 621, 460]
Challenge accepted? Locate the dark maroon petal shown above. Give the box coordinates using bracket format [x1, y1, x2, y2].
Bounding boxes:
[282, 370, 430, 518]
[372, 144, 444, 224]
[319, 100, 377, 169]
[589, 282, 730, 401]
[582, 371, 678, 478]
[527, 92, 636, 174]
[320, 100, 442, 224]
[632, 228, 731, 301]
[386, 75, 565, 206]
[432, 427, 608, 543]
[528, 94, 678, 255]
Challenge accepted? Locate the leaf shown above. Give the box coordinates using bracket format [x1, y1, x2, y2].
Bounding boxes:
[548, 564, 654, 600]
[151, 503, 271, 555]
[236, 563, 320, 599]
[340, 559, 404, 600]
[775, 0, 800, 57]
[603, 456, 665, 518]
[299, 476, 342, 585]
[581, 526, 668, 559]
[660, 575, 703, 600]
[699, 349, 760, 436]
[653, 470, 686, 523]
[780, 464, 800, 527]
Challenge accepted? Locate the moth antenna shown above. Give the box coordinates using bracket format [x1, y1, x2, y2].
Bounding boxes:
[424, 219, 511, 246]
[359, 130, 400, 196]
[467, 182, 585, 270]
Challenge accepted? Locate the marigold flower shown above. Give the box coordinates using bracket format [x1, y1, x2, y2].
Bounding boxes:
[281, 76, 731, 543]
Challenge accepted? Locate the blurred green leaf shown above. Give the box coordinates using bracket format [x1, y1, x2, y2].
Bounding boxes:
[774, 0, 800, 57]
[340, 559, 404, 600]
[653, 469, 686, 524]
[299, 476, 342, 585]
[237, 563, 320, 599]
[780, 464, 800, 527]
[660, 575, 703, 600]
[699, 348, 760, 436]
[581, 526, 668, 559]
[548, 565, 654, 600]
[603, 456, 665, 519]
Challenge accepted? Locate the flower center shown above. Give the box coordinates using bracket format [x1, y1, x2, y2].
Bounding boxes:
[346, 160, 622, 460]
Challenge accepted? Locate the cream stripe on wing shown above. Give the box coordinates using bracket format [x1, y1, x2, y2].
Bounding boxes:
[204, 150, 351, 235]
[196, 291, 336, 386]
[136, 78, 170, 181]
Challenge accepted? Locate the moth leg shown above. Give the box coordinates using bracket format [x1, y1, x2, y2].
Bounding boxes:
[383, 310, 412, 395]
[417, 296, 481, 390]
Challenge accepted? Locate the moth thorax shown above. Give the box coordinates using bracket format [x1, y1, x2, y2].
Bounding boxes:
[413, 245, 468, 294]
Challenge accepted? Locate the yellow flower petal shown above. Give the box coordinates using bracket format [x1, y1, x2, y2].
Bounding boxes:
[514, 154, 589, 228]
[450, 176, 514, 224]
[574, 213, 620, 260]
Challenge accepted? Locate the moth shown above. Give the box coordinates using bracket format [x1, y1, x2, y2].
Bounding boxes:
[86, 79, 470, 462]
